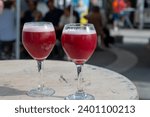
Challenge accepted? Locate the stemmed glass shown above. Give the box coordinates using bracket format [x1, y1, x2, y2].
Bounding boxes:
[22, 22, 56, 97]
[61, 23, 97, 100]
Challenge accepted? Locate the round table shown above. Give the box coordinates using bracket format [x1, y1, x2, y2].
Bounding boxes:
[0, 60, 139, 100]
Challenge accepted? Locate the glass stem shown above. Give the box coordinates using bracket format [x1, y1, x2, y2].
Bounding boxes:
[37, 60, 44, 91]
[76, 64, 84, 93]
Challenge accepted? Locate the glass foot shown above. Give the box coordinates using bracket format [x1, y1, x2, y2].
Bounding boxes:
[65, 92, 95, 100]
[27, 87, 55, 97]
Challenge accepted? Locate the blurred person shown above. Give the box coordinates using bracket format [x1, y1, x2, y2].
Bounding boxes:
[0, 0, 4, 14]
[112, 0, 126, 31]
[122, 0, 134, 28]
[33, 10, 43, 21]
[21, 0, 28, 12]
[85, 6, 105, 49]
[0, 1, 16, 59]
[21, 0, 39, 24]
[67, 5, 80, 23]
[59, 7, 77, 29]
[103, 27, 115, 48]
[37, 0, 48, 16]
[43, 0, 63, 35]
[144, 0, 149, 8]
[11, 0, 16, 7]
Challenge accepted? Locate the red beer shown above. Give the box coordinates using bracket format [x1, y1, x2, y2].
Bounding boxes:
[22, 27, 56, 61]
[62, 32, 97, 64]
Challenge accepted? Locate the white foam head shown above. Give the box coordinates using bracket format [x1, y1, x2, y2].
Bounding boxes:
[63, 23, 96, 35]
[63, 29, 96, 35]
[23, 23, 54, 32]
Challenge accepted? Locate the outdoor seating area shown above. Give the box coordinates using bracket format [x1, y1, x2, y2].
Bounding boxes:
[0, 0, 150, 100]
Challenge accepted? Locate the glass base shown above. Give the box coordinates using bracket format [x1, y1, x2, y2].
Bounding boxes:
[27, 87, 55, 97]
[64, 91, 95, 100]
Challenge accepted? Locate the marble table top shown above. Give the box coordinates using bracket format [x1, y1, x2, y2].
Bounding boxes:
[0, 60, 139, 100]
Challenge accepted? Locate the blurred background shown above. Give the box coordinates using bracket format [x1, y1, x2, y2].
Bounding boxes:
[0, 0, 150, 99]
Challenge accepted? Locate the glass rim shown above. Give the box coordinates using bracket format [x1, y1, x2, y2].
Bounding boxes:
[23, 22, 55, 32]
[24, 22, 53, 26]
[64, 23, 94, 27]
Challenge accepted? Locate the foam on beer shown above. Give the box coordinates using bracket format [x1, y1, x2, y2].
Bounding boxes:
[63, 29, 96, 35]
[23, 25, 54, 32]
